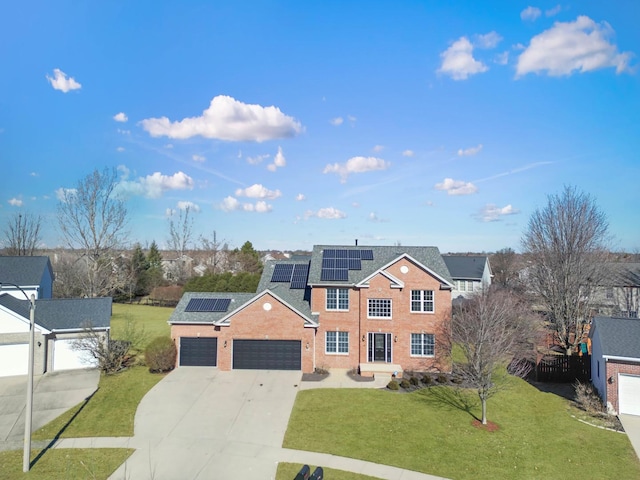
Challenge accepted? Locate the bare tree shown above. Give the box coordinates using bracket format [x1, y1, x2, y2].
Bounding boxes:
[449, 288, 540, 425]
[57, 168, 128, 297]
[2, 212, 42, 255]
[490, 247, 522, 291]
[199, 230, 225, 274]
[167, 205, 193, 283]
[521, 186, 610, 354]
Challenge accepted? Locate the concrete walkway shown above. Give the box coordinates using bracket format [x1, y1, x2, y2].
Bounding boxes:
[619, 414, 640, 461]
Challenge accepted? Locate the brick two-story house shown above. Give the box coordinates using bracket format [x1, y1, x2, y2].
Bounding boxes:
[169, 245, 453, 376]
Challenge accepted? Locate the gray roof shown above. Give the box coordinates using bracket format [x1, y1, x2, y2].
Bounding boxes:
[442, 255, 488, 281]
[169, 292, 257, 324]
[258, 259, 314, 321]
[0, 294, 111, 331]
[308, 245, 453, 286]
[590, 316, 640, 360]
[603, 263, 640, 287]
[0, 256, 53, 288]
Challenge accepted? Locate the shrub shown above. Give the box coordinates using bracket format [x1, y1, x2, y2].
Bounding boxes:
[451, 375, 463, 384]
[574, 381, 605, 415]
[145, 336, 177, 373]
[315, 366, 329, 375]
[400, 379, 411, 389]
[387, 379, 399, 390]
[436, 373, 449, 384]
[421, 374, 433, 385]
[410, 376, 420, 386]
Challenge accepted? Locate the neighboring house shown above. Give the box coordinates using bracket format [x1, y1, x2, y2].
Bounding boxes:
[0, 255, 111, 377]
[0, 256, 54, 299]
[592, 263, 640, 319]
[589, 316, 640, 416]
[170, 245, 453, 376]
[442, 255, 492, 301]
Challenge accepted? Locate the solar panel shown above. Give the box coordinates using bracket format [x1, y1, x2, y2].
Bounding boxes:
[185, 298, 231, 312]
[290, 263, 309, 289]
[335, 258, 349, 269]
[335, 249, 349, 259]
[335, 268, 349, 281]
[348, 258, 362, 270]
[323, 249, 337, 258]
[322, 258, 336, 269]
[360, 249, 374, 260]
[320, 268, 348, 281]
[271, 263, 294, 282]
[348, 250, 361, 259]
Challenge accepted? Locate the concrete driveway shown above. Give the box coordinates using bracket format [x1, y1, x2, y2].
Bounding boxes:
[108, 367, 302, 480]
[0, 369, 99, 449]
[619, 414, 640, 461]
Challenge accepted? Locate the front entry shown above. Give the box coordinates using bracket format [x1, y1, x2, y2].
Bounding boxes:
[368, 333, 392, 362]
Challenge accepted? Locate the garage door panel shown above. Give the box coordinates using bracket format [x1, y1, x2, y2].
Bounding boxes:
[180, 337, 217, 367]
[53, 339, 98, 371]
[233, 340, 301, 370]
[619, 374, 640, 416]
[0, 344, 28, 377]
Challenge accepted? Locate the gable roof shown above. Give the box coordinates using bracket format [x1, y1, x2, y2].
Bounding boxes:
[603, 263, 640, 287]
[169, 292, 257, 324]
[442, 255, 489, 281]
[590, 316, 640, 360]
[308, 245, 453, 286]
[0, 294, 111, 332]
[0, 256, 53, 288]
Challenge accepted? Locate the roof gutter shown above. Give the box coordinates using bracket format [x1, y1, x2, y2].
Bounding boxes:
[603, 355, 640, 363]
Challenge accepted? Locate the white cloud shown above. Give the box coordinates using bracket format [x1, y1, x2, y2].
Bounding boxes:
[46, 69, 82, 93]
[176, 201, 201, 212]
[113, 112, 128, 123]
[247, 153, 270, 165]
[116, 146, 125, 152]
[192, 154, 206, 162]
[521, 6, 541, 21]
[475, 31, 502, 49]
[495, 51, 510, 65]
[117, 129, 131, 135]
[219, 196, 272, 213]
[368, 212, 389, 223]
[164, 144, 174, 149]
[323, 156, 391, 183]
[268, 146, 286, 171]
[435, 178, 478, 195]
[516, 16, 633, 77]
[457, 144, 483, 156]
[55, 187, 77, 202]
[372, 145, 384, 153]
[235, 184, 282, 200]
[304, 207, 347, 220]
[295, 193, 306, 201]
[330, 117, 344, 126]
[477, 203, 520, 222]
[8, 197, 23, 207]
[140, 95, 303, 142]
[402, 150, 415, 157]
[546, 5, 561, 17]
[347, 115, 357, 123]
[117, 171, 194, 199]
[437, 37, 488, 80]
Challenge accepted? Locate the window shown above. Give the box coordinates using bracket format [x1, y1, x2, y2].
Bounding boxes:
[605, 288, 614, 299]
[411, 290, 434, 313]
[326, 288, 349, 311]
[457, 280, 466, 292]
[411, 333, 435, 357]
[368, 298, 392, 318]
[326, 331, 349, 354]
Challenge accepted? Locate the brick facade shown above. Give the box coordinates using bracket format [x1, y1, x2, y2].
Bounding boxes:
[605, 359, 640, 414]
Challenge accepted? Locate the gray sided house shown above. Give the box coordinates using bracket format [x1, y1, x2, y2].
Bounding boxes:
[442, 255, 492, 301]
[592, 263, 640, 319]
[589, 316, 640, 416]
[0, 255, 54, 299]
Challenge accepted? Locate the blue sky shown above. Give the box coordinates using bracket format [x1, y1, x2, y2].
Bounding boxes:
[1, 1, 638, 253]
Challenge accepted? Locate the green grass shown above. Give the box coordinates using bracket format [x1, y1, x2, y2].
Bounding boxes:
[111, 303, 172, 348]
[0, 448, 133, 479]
[284, 377, 640, 479]
[276, 463, 381, 480]
[33, 365, 164, 440]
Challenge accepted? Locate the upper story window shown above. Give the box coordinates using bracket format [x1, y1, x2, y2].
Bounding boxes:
[411, 290, 434, 313]
[326, 288, 349, 311]
[368, 298, 392, 318]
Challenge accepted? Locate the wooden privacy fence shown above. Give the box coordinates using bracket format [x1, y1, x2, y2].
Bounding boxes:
[536, 354, 591, 382]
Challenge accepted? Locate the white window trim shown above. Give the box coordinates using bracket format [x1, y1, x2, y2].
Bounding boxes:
[326, 287, 349, 311]
[325, 331, 349, 355]
[410, 333, 435, 357]
[410, 290, 435, 314]
[367, 298, 392, 319]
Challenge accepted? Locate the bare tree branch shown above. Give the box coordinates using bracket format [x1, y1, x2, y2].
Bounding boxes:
[2, 212, 43, 255]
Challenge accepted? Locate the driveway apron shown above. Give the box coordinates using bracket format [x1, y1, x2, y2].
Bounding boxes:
[619, 414, 640, 461]
[108, 367, 302, 480]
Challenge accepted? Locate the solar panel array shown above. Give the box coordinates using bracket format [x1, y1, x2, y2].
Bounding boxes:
[270, 262, 310, 289]
[185, 298, 231, 312]
[320, 249, 374, 281]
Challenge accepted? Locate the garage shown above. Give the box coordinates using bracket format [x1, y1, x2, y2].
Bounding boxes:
[0, 344, 28, 377]
[233, 339, 301, 370]
[53, 339, 98, 371]
[180, 337, 217, 366]
[619, 374, 640, 416]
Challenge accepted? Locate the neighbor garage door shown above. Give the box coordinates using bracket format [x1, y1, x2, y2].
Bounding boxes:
[179, 337, 217, 366]
[233, 339, 301, 370]
[619, 373, 640, 416]
[53, 339, 98, 371]
[0, 344, 28, 377]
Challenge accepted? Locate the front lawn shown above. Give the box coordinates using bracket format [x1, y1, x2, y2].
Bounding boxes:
[276, 463, 380, 480]
[284, 377, 640, 479]
[111, 303, 172, 347]
[0, 448, 133, 480]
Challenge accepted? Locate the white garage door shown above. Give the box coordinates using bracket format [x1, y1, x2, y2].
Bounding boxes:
[619, 374, 640, 416]
[53, 339, 97, 371]
[0, 344, 28, 377]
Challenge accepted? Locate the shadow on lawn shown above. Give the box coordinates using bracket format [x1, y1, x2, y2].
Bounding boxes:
[416, 386, 480, 422]
[31, 389, 98, 468]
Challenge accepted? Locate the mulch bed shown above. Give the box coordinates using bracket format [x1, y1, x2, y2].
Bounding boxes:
[347, 371, 375, 382]
[472, 419, 500, 432]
